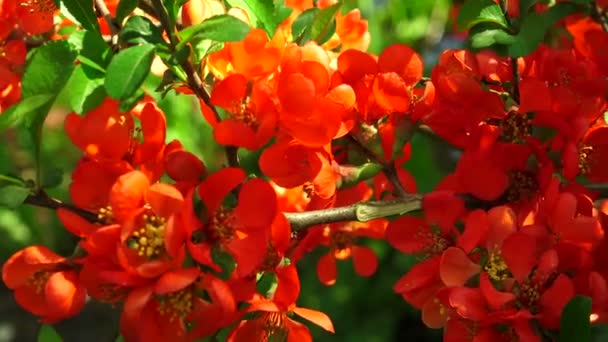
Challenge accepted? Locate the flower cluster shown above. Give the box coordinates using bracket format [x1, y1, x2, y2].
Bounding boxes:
[2, 0, 608, 341]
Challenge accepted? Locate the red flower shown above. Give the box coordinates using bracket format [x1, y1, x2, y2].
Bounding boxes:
[2, 246, 86, 323]
[188, 168, 277, 277]
[228, 265, 334, 341]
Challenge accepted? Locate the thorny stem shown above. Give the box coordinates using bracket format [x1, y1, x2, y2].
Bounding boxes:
[346, 134, 410, 199]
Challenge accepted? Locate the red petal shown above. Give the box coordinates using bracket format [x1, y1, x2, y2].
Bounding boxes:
[110, 171, 150, 221]
[198, 168, 245, 213]
[234, 178, 277, 230]
[214, 120, 259, 150]
[211, 74, 248, 111]
[479, 272, 515, 310]
[274, 264, 301, 309]
[146, 183, 184, 218]
[317, 252, 337, 286]
[378, 44, 423, 85]
[351, 245, 378, 277]
[502, 232, 537, 282]
[448, 287, 488, 320]
[291, 307, 335, 333]
[439, 247, 481, 286]
[155, 268, 200, 294]
[385, 216, 430, 254]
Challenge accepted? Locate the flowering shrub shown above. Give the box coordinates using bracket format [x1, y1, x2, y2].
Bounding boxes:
[1, 0, 608, 341]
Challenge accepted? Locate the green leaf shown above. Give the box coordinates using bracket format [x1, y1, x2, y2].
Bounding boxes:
[105, 44, 156, 100]
[178, 15, 251, 48]
[0, 94, 55, 131]
[64, 65, 107, 114]
[120, 16, 166, 45]
[339, 162, 383, 189]
[211, 245, 236, 280]
[78, 30, 114, 72]
[21, 41, 78, 98]
[559, 295, 591, 342]
[310, 2, 341, 43]
[41, 167, 63, 189]
[457, 0, 509, 31]
[0, 185, 31, 209]
[469, 23, 515, 49]
[292, 8, 319, 45]
[60, 0, 100, 32]
[256, 272, 278, 298]
[225, 0, 292, 38]
[115, 0, 138, 24]
[37, 324, 62, 342]
[119, 88, 146, 112]
[507, 2, 579, 57]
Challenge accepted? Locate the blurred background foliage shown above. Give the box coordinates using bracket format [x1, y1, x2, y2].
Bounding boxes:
[0, 0, 464, 341]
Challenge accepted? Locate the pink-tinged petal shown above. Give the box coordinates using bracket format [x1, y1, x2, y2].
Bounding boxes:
[317, 252, 337, 286]
[292, 307, 335, 333]
[198, 168, 245, 213]
[234, 178, 277, 230]
[146, 183, 184, 218]
[479, 272, 515, 310]
[351, 245, 378, 277]
[155, 268, 200, 294]
[502, 232, 537, 282]
[440, 247, 481, 287]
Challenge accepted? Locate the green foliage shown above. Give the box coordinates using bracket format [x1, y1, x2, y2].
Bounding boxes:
[559, 295, 592, 342]
[178, 15, 252, 48]
[76, 30, 114, 73]
[211, 245, 237, 280]
[105, 44, 156, 101]
[0, 185, 31, 209]
[120, 16, 166, 45]
[115, 0, 138, 24]
[37, 325, 62, 342]
[59, 0, 100, 32]
[457, 0, 508, 30]
[64, 65, 106, 114]
[293, 2, 341, 45]
[225, 0, 292, 38]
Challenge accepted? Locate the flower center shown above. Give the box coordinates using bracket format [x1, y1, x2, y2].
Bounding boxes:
[499, 111, 531, 144]
[21, 0, 57, 14]
[504, 170, 538, 202]
[483, 252, 510, 281]
[209, 207, 235, 242]
[234, 101, 259, 129]
[130, 214, 167, 258]
[97, 283, 129, 304]
[97, 206, 114, 223]
[259, 312, 288, 341]
[157, 288, 194, 322]
[578, 144, 594, 176]
[260, 244, 281, 272]
[518, 281, 541, 310]
[329, 230, 354, 255]
[27, 270, 51, 294]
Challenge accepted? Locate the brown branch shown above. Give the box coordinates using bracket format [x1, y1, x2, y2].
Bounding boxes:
[592, 1, 608, 33]
[24, 190, 100, 223]
[346, 134, 409, 199]
[94, 0, 119, 45]
[284, 196, 422, 231]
